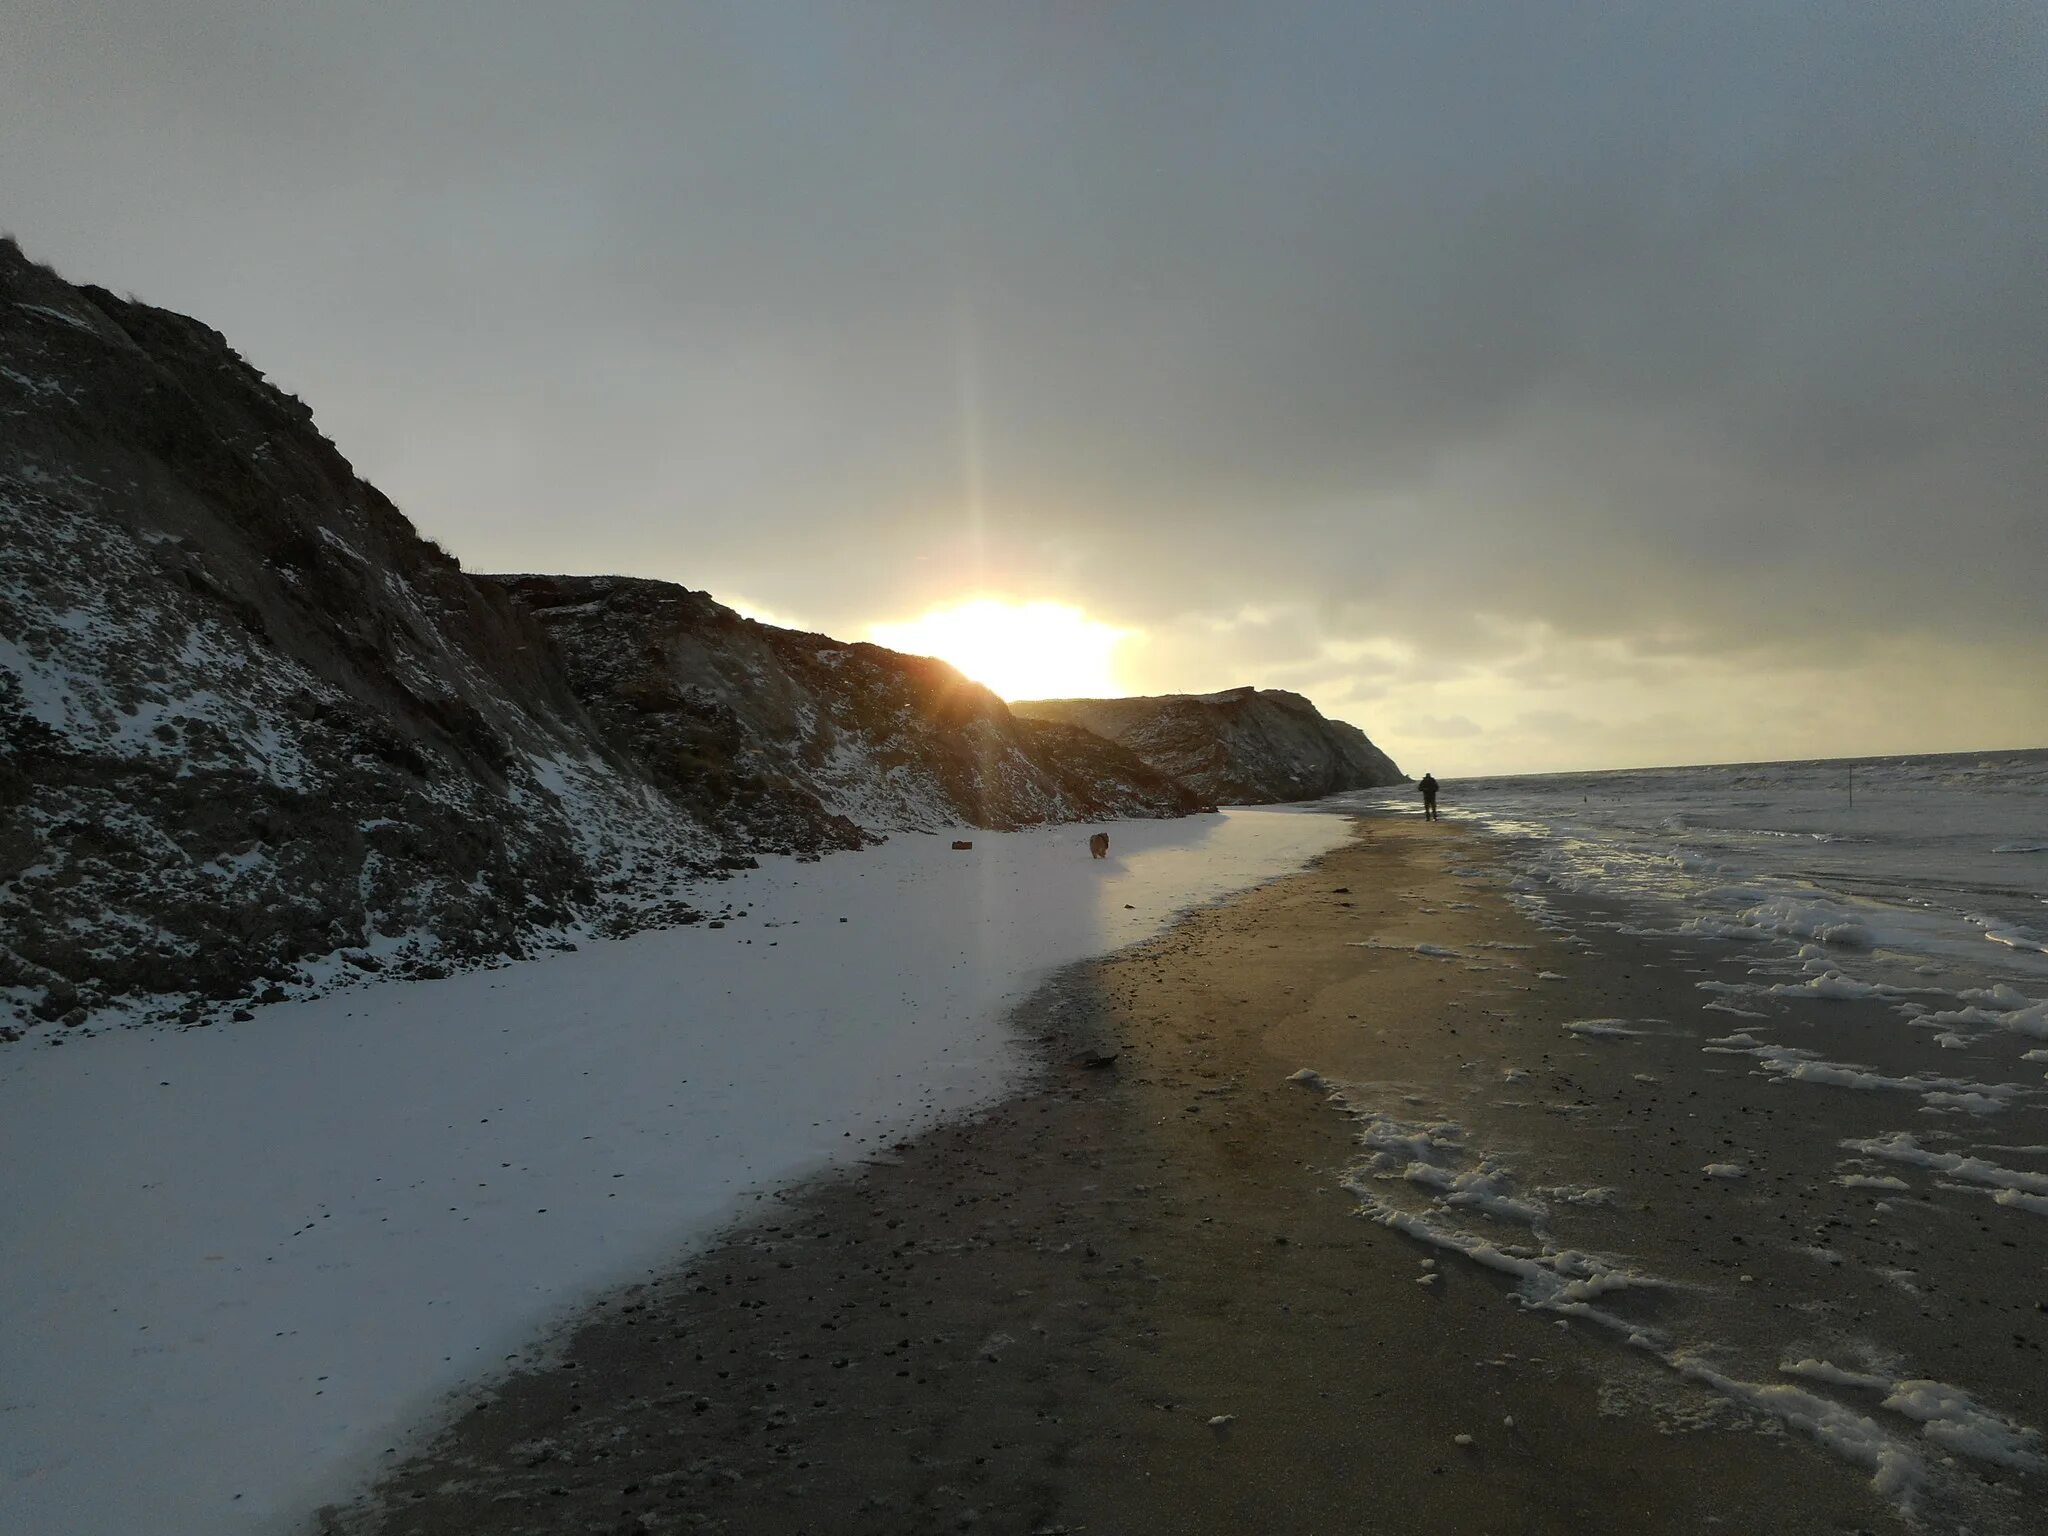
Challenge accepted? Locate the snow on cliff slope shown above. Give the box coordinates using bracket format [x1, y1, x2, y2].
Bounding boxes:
[488, 575, 1199, 837]
[0, 240, 1189, 1032]
[1013, 685, 1405, 803]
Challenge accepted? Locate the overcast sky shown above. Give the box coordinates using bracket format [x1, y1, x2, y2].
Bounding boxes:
[6, 2, 2044, 774]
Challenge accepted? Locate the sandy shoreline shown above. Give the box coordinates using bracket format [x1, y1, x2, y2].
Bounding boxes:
[323, 817, 2041, 1535]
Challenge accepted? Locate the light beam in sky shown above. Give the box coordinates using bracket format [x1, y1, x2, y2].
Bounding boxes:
[868, 599, 1131, 701]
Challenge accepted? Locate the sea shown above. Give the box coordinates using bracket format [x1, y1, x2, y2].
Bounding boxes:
[1309, 748, 2048, 1521]
[1339, 747, 2048, 1009]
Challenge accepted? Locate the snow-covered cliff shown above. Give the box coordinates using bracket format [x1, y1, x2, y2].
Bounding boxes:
[487, 574, 1198, 840]
[1012, 686, 1405, 804]
[0, 239, 1192, 1031]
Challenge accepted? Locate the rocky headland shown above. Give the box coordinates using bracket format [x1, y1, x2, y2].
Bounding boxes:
[1013, 685, 1405, 803]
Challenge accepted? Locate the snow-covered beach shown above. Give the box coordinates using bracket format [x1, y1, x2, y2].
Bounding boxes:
[324, 812, 2048, 1536]
[10, 754, 2048, 1536]
[0, 808, 1349, 1536]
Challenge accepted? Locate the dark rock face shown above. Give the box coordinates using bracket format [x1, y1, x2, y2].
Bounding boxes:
[0, 239, 1190, 1030]
[1012, 687, 1405, 804]
[486, 574, 1200, 838]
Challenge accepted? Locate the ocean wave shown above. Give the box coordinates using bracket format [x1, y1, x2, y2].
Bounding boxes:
[1982, 926, 2048, 955]
[1359, 749, 2048, 996]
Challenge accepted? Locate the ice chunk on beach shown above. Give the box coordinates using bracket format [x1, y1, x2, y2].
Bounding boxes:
[1776, 1363, 2046, 1470]
[1921, 1090, 2009, 1115]
[1764, 969, 1895, 1002]
[1312, 1086, 1661, 1330]
[1781, 1358, 1890, 1391]
[1701, 1000, 1768, 1019]
[1839, 1133, 2048, 1206]
[1562, 1018, 1642, 1039]
[1949, 984, 2048, 1040]
[1671, 1368, 1925, 1499]
[1881, 1380, 2047, 1470]
[1707, 1038, 2020, 1109]
[1344, 939, 1464, 960]
[1671, 1356, 1920, 1500]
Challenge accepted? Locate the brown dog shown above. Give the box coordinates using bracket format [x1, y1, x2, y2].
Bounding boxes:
[1088, 832, 1110, 859]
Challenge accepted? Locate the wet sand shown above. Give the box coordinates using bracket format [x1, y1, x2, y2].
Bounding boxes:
[321, 818, 2043, 1535]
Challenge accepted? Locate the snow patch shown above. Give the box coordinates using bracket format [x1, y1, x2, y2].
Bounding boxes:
[0, 808, 1351, 1536]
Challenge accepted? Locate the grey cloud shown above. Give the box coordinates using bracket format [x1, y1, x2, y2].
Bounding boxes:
[1406, 714, 1483, 740]
[1516, 709, 1593, 738]
[4, 2, 2044, 763]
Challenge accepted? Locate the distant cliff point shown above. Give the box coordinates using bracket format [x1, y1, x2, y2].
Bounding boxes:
[1012, 686, 1405, 804]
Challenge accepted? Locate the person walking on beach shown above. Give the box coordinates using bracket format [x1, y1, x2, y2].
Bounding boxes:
[1418, 772, 1440, 821]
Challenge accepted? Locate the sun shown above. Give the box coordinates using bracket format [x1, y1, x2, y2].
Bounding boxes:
[868, 599, 1131, 701]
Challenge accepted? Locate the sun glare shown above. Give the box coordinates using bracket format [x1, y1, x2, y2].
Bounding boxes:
[868, 599, 1130, 701]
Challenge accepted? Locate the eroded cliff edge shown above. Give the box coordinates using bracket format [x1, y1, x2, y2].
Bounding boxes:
[1013, 686, 1404, 804]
